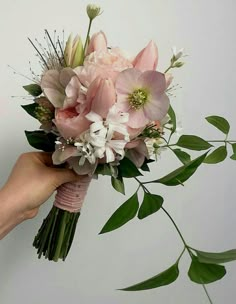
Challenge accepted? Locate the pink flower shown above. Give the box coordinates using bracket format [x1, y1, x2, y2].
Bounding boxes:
[54, 107, 91, 139]
[165, 73, 173, 88]
[41, 68, 75, 108]
[74, 48, 133, 87]
[116, 68, 170, 128]
[86, 31, 107, 55]
[87, 77, 116, 118]
[133, 40, 158, 72]
[126, 139, 149, 168]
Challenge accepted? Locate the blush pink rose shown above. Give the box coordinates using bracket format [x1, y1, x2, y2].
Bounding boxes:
[54, 107, 91, 139]
[74, 48, 133, 87]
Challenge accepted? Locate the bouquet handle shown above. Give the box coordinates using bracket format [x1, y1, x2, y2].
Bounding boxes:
[33, 175, 92, 261]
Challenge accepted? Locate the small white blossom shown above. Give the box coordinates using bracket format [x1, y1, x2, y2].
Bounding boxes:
[172, 46, 184, 61]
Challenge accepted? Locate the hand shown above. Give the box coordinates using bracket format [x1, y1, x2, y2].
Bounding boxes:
[0, 152, 80, 239]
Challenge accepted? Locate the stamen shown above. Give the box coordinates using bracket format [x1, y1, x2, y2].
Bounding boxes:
[128, 88, 149, 110]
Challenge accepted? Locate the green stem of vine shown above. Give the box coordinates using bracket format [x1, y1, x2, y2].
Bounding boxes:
[134, 177, 214, 304]
[202, 284, 213, 304]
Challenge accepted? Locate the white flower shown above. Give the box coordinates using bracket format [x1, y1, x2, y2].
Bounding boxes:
[74, 131, 97, 165]
[85, 105, 130, 163]
[172, 46, 184, 60]
[145, 138, 166, 159]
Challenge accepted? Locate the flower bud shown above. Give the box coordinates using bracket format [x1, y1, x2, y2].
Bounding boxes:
[86, 4, 101, 20]
[64, 34, 84, 68]
[173, 61, 184, 68]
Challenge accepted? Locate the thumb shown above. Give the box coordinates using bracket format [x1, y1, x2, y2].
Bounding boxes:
[52, 168, 80, 186]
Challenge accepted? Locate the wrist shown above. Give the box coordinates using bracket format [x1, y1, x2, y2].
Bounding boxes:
[0, 187, 26, 239]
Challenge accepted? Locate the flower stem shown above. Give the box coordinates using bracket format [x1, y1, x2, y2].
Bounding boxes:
[84, 19, 93, 56]
[164, 65, 173, 73]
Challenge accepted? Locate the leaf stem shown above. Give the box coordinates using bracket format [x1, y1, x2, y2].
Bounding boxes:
[207, 140, 236, 143]
[202, 284, 213, 304]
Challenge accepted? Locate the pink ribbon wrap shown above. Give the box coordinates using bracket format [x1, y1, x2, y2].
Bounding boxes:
[53, 175, 92, 213]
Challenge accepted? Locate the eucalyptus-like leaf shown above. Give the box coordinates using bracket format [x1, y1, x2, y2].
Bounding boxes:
[203, 145, 227, 164]
[168, 105, 177, 134]
[99, 193, 139, 234]
[120, 263, 179, 291]
[206, 115, 230, 135]
[176, 135, 212, 151]
[194, 249, 236, 264]
[21, 103, 38, 119]
[230, 143, 236, 160]
[188, 257, 226, 284]
[25, 130, 56, 152]
[150, 152, 208, 186]
[23, 84, 42, 97]
[172, 148, 191, 164]
[118, 157, 142, 178]
[111, 176, 125, 195]
[138, 193, 163, 219]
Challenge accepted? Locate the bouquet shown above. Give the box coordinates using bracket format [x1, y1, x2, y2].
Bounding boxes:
[19, 4, 236, 302]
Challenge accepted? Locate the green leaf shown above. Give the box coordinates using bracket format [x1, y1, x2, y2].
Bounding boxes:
[140, 159, 154, 172]
[151, 152, 208, 186]
[23, 84, 42, 97]
[230, 143, 236, 160]
[25, 131, 56, 152]
[168, 105, 177, 134]
[118, 157, 142, 178]
[100, 193, 139, 234]
[206, 115, 230, 135]
[21, 103, 38, 119]
[203, 145, 227, 164]
[120, 263, 179, 291]
[172, 148, 191, 164]
[111, 176, 125, 195]
[188, 257, 226, 284]
[138, 193, 163, 219]
[96, 164, 113, 176]
[194, 249, 236, 264]
[176, 135, 212, 151]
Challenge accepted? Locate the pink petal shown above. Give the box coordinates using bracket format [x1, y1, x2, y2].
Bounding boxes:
[133, 40, 158, 72]
[165, 73, 173, 88]
[41, 70, 65, 108]
[91, 78, 116, 118]
[69, 158, 98, 175]
[139, 71, 167, 95]
[128, 108, 150, 128]
[116, 68, 142, 95]
[86, 31, 107, 55]
[59, 68, 76, 87]
[64, 76, 81, 108]
[144, 93, 170, 121]
[43, 88, 65, 108]
[54, 114, 91, 139]
[52, 146, 78, 164]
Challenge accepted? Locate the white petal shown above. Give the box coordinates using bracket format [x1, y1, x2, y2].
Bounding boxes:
[105, 147, 115, 163]
[86, 111, 103, 122]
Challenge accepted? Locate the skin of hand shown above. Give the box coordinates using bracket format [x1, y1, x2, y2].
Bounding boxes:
[0, 152, 80, 239]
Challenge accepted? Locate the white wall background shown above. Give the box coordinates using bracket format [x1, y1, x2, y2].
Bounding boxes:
[0, 0, 236, 303]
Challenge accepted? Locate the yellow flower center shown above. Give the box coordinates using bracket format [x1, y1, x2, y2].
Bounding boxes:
[128, 88, 149, 110]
